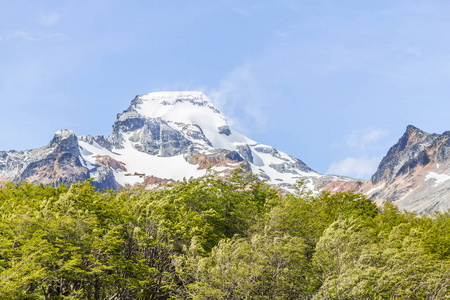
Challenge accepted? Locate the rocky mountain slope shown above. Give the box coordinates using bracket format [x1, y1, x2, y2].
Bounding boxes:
[0, 91, 361, 194]
[3, 92, 450, 214]
[361, 125, 450, 214]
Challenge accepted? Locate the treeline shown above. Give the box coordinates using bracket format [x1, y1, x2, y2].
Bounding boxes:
[0, 172, 449, 299]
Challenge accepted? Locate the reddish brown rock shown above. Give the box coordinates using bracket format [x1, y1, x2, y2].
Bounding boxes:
[314, 177, 365, 193]
[25, 156, 89, 186]
[95, 155, 127, 171]
[322, 180, 365, 193]
[141, 175, 176, 187]
[188, 151, 250, 173]
[361, 125, 450, 213]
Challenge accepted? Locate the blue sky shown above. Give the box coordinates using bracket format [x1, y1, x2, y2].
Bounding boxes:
[2, 0, 450, 179]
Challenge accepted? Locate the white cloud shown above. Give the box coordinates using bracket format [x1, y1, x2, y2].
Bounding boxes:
[327, 157, 381, 179]
[39, 12, 61, 27]
[0, 12, 63, 43]
[347, 129, 389, 149]
[209, 64, 252, 108]
[7, 31, 37, 41]
[208, 64, 271, 134]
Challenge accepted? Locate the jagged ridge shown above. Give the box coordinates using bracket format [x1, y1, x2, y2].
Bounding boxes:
[361, 125, 450, 213]
[1, 91, 363, 199]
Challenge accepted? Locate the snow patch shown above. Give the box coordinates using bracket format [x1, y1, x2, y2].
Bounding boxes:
[398, 190, 412, 202]
[79, 135, 207, 187]
[74, 91, 330, 193]
[425, 172, 450, 187]
[366, 183, 385, 195]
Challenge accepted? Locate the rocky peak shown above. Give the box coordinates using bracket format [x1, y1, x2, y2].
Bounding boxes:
[120, 91, 223, 123]
[363, 125, 450, 213]
[371, 125, 431, 184]
[1, 91, 364, 208]
[54, 129, 76, 139]
[7, 129, 90, 186]
[106, 91, 235, 155]
[78, 134, 112, 151]
[405, 124, 421, 134]
[402, 125, 428, 147]
[131, 92, 226, 128]
[386, 125, 427, 157]
[49, 129, 80, 154]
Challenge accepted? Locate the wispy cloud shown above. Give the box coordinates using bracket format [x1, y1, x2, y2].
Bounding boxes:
[38, 12, 61, 27]
[7, 31, 37, 41]
[331, 128, 389, 150]
[0, 31, 66, 42]
[327, 156, 381, 179]
[208, 64, 271, 134]
[0, 12, 63, 43]
[346, 129, 389, 149]
[327, 128, 390, 178]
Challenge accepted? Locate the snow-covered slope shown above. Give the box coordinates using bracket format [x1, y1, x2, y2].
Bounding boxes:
[0, 91, 363, 194]
[79, 91, 330, 190]
[6, 93, 450, 214]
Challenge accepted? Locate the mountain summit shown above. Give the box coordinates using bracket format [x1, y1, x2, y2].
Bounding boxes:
[0, 91, 361, 194]
[4, 92, 450, 214]
[362, 125, 450, 213]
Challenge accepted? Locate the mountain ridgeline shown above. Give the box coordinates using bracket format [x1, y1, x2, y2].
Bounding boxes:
[1, 92, 450, 214]
[361, 125, 450, 213]
[0, 91, 360, 193]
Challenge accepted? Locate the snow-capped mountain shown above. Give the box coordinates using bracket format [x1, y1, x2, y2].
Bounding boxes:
[6, 92, 450, 214]
[0, 91, 362, 193]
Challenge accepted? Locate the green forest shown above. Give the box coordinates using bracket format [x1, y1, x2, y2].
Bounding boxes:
[0, 171, 449, 299]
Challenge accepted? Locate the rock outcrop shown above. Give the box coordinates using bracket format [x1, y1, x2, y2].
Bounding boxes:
[315, 175, 365, 193]
[0, 130, 89, 186]
[361, 125, 450, 213]
[0, 91, 364, 199]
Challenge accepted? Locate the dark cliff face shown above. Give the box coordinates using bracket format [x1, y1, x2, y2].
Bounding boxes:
[371, 125, 432, 185]
[363, 125, 450, 213]
[0, 130, 120, 190]
[253, 146, 315, 174]
[108, 109, 196, 157]
[19, 130, 90, 186]
[0, 92, 365, 199]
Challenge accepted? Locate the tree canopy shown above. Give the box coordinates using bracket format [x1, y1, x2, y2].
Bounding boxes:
[0, 172, 449, 299]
